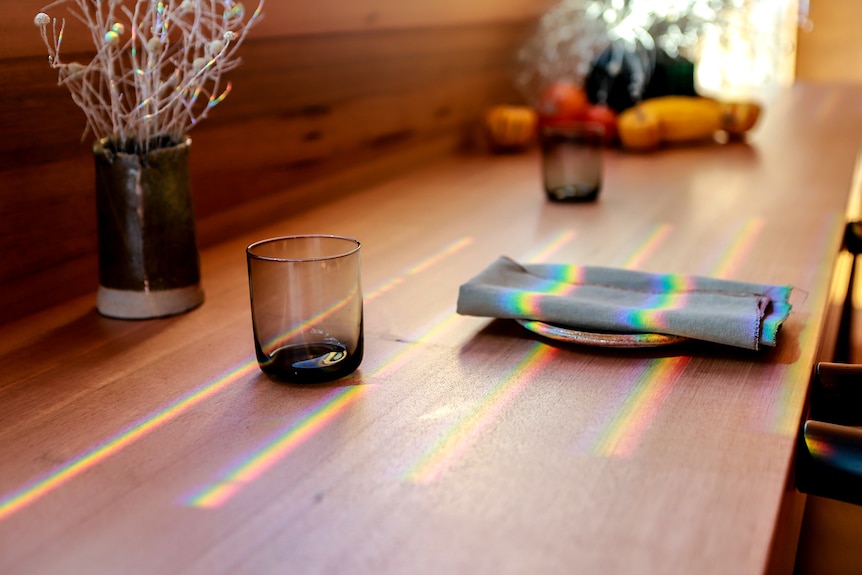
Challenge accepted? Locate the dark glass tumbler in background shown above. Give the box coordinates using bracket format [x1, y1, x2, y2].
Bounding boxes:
[247, 235, 363, 384]
[540, 122, 605, 202]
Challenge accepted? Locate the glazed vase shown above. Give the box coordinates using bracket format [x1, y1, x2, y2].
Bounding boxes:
[92, 137, 204, 319]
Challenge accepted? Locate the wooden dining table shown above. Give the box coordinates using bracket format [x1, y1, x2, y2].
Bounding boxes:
[3, 82, 862, 574]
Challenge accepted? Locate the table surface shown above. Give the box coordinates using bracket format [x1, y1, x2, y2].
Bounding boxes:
[3, 83, 862, 575]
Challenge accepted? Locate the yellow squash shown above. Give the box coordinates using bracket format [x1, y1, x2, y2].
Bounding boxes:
[617, 96, 761, 151]
[484, 105, 538, 151]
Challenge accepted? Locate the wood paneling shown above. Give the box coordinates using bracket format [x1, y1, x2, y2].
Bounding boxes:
[796, 0, 862, 82]
[0, 15, 539, 324]
[3, 0, 553, 59]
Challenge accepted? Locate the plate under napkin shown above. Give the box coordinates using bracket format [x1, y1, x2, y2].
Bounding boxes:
[456, 256, 792, 350]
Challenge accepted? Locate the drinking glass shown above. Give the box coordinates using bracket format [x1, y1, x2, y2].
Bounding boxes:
[540, 122, 605, 202]
[247, 235, 363, 383]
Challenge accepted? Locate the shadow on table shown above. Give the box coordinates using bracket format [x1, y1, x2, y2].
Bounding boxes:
[463, 317, 801, 365]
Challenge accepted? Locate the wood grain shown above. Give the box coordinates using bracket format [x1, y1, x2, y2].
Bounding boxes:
[2, 0, 553, 59]
[0, 83, 860, 574]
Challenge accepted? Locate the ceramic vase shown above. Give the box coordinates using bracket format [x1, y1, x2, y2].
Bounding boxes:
[92, 137, 204, 319]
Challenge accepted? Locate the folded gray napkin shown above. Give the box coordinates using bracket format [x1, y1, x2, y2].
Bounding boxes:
[456, 256, 792, 350]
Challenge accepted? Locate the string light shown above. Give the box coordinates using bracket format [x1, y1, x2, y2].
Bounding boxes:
[516, 0, 797, 104]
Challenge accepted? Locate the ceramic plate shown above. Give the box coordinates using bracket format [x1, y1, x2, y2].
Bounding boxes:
[516, 319, 688, 348]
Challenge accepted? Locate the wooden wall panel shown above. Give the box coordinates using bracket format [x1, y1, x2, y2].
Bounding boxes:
[0, 20, 536, 324]
[2, 1, 552, 59]
[796, 0, 862, 82]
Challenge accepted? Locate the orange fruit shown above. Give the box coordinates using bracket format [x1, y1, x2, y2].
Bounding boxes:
[537, 81, 589, 121]
[584, 104, 618, 141]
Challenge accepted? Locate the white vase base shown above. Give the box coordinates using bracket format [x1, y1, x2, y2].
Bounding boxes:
[97, 285, 204, 319]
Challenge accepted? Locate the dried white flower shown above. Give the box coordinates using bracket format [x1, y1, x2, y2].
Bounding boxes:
[34, 0, 265, 153]
[225, 3, 245, 21]
[146, 36, 163, 54]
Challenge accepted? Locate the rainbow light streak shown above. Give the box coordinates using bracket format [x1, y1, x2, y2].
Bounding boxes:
[498, 267, 582, 317]
[0, 231, 523, 519]
[538, 262, 586, 284]
[260, 288, 358, 356]
[710, 218, 765, 279]
[765, 213, 845, 435]
[406, 344, 559, 484]
[487, 229, 581, 321]
[389, 231, 579, 479]
[620, 224, 673, 270]
[181, 236, 476, 508]
[804, 435, 833, 459]
[591, 357, 691, 458]
[183, 312, 466, 509]
[585, 219, 761, 458]
[186, 230, 578, 505]
[208, 83, 232, 109]
[524, 229, 577, 263]
[199, 58, 217, 75]
[805, 429, 862, 475]
[618, 273, 695, 334]
[228, 3, 245, 18]
[0, 359, 259, 522]
[364, 237, 473, 302]
[184, 385, 367, 508]
[362, 231, 582, 481]
[368, 230, 577, 376]
[156, 3, 168, 43]
[366, 311, 472, 380]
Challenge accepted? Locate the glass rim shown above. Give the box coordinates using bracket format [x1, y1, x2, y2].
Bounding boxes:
[246, 234, 361, 262]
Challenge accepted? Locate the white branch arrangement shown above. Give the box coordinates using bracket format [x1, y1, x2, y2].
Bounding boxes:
[35, 0, 264, 155]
